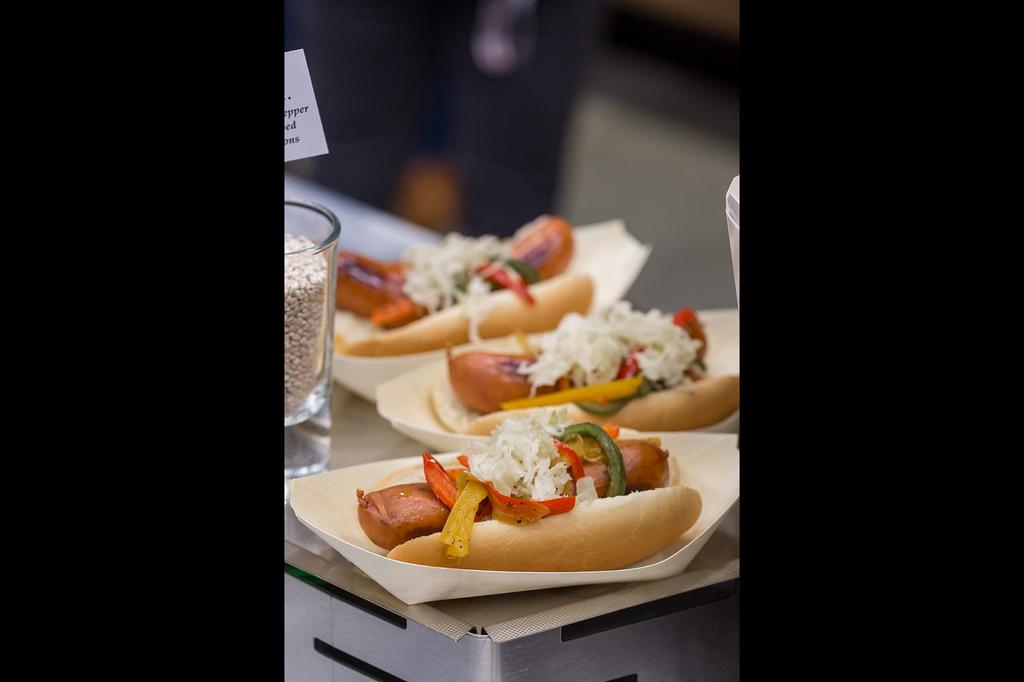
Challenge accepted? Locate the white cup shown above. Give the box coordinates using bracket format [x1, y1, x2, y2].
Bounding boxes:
[726, 176, 740, 305]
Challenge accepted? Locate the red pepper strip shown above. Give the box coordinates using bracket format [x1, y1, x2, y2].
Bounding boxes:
[476, 263, 534, 305]
[616, 350, 642, 379]
[475, 498, 493, 522]
[536, 496, 575, 514]
[553, 439, 585, 480]
[673, 308, 697, 327]
[672, 308, 707, 359]
[538, 496, 576, 513]
[457, 454, 470, 467]
[485, 481, 575, 525]
[372, 297, 427, 328]
[422, 453, 459, 509]
[484, 482, 551, 524]
[600, 423, 621, 440]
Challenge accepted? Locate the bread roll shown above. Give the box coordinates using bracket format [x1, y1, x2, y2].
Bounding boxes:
[431, 373, 740, 434]
[336, 272, 594, 357]
[387, 485, 702, 571]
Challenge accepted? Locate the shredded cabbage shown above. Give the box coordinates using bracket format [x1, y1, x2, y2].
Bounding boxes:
[518, 301, 703, 391]
[574, 476, 598, 503]
[466, 410, 572, 500]
[401, 233, 504, 335]
[456, 275, 494, 343]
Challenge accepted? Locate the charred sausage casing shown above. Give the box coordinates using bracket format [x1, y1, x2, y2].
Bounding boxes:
[356, 483, 450, 550]
[336, 251, 409, 319]
[448, 352, 537, 413]
[583, 440, 670, 498]
[506, 216, 575, 280]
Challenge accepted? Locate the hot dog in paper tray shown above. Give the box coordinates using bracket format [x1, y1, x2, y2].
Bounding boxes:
[430, 303, 739, 435]
[372, 301, 741, 450]
[355, 411, 702, 571]
[331, 216, 651, 401]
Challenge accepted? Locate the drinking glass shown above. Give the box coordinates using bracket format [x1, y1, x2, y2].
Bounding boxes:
[285, 198, 339, 483]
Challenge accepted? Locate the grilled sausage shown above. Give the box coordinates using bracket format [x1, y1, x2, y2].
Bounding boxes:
[356, 483, 450, 550]
[448, 352, 536, 413]
[336, 251, 410, 318]
[336, 215, 574, 327]
[506, 216, 575, 280]
[583, 440, 670, 498]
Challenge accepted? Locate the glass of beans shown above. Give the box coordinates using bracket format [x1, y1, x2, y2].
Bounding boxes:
[285, 198, 340, 483]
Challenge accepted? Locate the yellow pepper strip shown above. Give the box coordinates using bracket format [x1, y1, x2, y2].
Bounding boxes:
[439, 479, 489, 558]
[563, 433, 605, 463]
[515, 329, 535, 359]
[500, 376, 644, 411]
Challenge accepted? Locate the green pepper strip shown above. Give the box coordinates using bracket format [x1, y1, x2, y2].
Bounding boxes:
[574, 398, 632, 415]
[557, 423, 626, 497]
[502, 258, 541, 284]
[574, 377, 658, 415]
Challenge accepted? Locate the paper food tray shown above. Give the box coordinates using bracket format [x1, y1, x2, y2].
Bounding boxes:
[332, 220, 651, 402]
[288, 431, 739, 604]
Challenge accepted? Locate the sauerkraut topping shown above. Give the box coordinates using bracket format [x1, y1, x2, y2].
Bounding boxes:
[466, 411, 573, 500]
[401, 233, 516, 342]
[518, 301, 703, 390]
[574, 475, 598, 503]
[456, 275, 495, 343]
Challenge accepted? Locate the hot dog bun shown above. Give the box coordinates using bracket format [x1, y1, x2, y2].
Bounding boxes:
[336, 272, 594, 357]
[431, 373, 740, 434]
[387, 484, 702, 571]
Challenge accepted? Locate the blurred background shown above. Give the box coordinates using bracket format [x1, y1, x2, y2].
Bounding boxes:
[285, 0, 738, 310]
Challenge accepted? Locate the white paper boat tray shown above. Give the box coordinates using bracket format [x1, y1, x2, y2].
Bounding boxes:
[289, 431, 738, 605]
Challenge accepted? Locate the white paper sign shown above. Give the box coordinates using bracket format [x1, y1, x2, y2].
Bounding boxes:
[284, 49, 328, 162]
